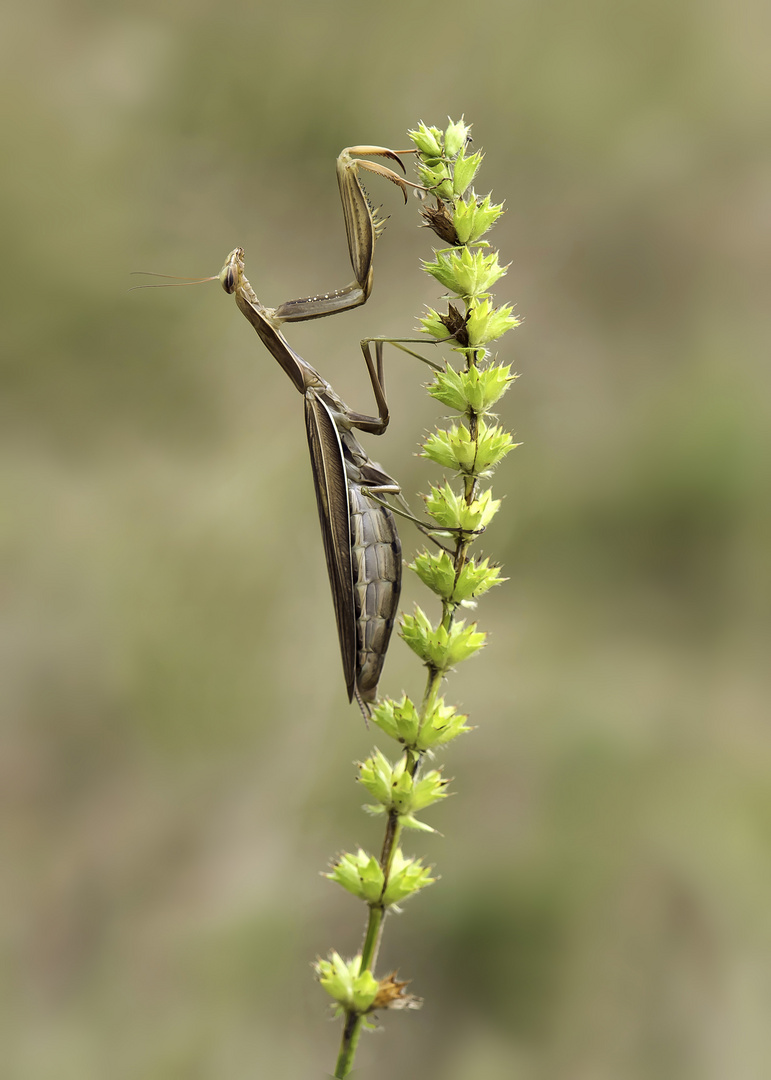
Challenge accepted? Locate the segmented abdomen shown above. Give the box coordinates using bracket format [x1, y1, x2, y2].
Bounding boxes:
[349, 485, 402, 702]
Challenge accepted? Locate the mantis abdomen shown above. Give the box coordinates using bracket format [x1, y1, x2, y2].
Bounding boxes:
[349, 485, 402, 703]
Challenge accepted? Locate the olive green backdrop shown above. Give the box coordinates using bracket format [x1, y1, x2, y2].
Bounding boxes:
[2, 1, 769, 1078]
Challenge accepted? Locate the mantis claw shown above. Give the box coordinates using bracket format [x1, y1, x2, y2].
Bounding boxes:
[270, 145, 425, 326]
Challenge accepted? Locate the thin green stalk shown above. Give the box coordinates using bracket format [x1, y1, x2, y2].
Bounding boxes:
[334, 1011, 363, 1079]
[333, 804, 405, 1074]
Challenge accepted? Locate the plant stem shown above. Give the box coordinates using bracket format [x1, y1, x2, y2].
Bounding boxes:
[333, 808, 403, 1075]
[334, 1009, 363, 1079]
[324, 117, 517, 1078]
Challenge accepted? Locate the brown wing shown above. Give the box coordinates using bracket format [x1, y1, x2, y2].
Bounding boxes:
[304, 392, 356, 702]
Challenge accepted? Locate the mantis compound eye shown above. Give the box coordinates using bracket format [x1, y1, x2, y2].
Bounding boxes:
[218, 263, 236, 294]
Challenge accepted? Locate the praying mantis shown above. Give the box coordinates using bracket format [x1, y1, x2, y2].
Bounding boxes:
[138, 146, 436, 712]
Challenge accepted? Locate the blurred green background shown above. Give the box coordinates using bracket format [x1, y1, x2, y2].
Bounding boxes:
[2, 0, 770, 1077]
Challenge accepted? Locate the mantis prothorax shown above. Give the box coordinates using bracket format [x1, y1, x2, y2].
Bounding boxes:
[136, 146, 426, 711]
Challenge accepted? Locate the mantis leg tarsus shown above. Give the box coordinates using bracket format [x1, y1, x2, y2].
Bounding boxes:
[360, 337, 445, 374]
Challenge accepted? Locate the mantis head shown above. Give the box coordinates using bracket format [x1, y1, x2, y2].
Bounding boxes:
[218, 248, 245, 295]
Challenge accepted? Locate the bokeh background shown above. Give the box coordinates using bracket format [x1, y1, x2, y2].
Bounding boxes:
[2, 0, 770, 1077]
